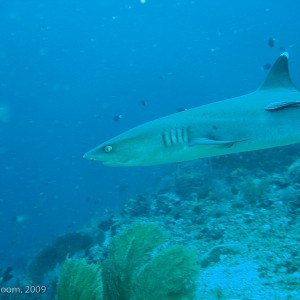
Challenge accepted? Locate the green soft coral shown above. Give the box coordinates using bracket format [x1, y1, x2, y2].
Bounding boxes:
[102, 222, 169, 300]
[57, 223, 199, 300]
[102, 222, 199, 300]
[57, 257, 103, 300]
[132, 244, 199, 300]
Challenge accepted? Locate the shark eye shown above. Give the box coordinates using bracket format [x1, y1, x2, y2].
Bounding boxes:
[103, 145, 113, 153]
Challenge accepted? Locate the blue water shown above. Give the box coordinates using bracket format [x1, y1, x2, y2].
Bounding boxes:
[0, 0, 299, 268]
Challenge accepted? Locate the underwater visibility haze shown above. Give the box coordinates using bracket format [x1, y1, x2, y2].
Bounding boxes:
[0, 0, 300, 299]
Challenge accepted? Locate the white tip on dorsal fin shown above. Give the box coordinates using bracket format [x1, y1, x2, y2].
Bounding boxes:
[259, 52, 298, 91]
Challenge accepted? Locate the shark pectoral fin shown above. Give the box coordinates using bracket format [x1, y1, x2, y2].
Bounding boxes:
[264, 101, 300, 111]
[189, 137, 248, 148]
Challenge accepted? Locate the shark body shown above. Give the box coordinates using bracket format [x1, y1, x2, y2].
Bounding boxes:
[84, 53, 300, 167]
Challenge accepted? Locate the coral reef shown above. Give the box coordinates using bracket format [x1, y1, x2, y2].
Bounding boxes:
[116, 145, 300, 299]
[27, 232, 93, 283]
[4, 144, 300, 299]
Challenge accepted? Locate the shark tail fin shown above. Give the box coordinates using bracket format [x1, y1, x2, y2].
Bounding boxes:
[259, 52, 299, 91]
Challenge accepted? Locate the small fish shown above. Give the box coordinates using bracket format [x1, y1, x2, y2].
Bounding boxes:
[177, 107, 187, 112]
[1, 266, 13, 284]
[262, 63, 272, 70]
[141, 100, 148, 107]
[113, 114, 123, 122]
[116, 184, 128, 192]
[268, 37, 275, 48]
[10, 215, 28, 223]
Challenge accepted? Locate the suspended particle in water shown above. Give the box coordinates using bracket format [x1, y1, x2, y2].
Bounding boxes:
[268, 37, 275, 48]
[0, 103, 10, 123]
[113, 114, 123, 122]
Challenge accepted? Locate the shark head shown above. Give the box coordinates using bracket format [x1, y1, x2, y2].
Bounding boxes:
[83, 139, 139, 167]
[83, 125, 167, 167]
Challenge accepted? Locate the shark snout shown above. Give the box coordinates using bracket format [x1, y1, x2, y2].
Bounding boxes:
[83, 144, 133, 166]
[83, 148, 99, 161]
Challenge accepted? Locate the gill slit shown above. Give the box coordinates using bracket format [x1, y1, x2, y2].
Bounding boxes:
[162, 127, 189, 148]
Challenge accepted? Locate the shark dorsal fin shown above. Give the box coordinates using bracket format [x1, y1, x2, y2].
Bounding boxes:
[259, 52, 298, 91]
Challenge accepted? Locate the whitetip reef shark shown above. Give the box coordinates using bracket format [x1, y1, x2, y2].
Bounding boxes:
[84, 52, 300, 167]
